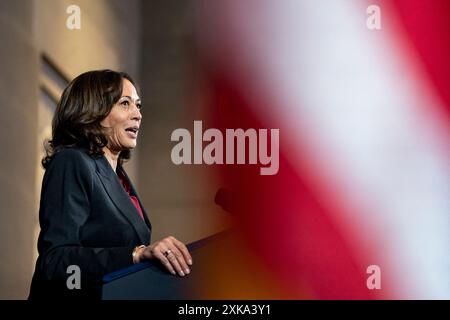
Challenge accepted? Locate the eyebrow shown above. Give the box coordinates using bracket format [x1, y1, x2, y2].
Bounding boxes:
[121, 95, 141, 103]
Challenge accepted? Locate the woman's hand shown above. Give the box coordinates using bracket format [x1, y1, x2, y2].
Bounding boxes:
[134, 236, 193, 277]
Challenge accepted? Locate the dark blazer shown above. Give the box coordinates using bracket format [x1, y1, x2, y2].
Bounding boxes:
[29, 147, 152, 299]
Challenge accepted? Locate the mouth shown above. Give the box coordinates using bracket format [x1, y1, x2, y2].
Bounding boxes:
[125, 126, 139, 139]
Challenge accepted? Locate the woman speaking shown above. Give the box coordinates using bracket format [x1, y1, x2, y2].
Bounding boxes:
[29, 70, 192, 299]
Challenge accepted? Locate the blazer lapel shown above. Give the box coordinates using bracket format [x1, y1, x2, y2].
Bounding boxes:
[94, 155, 151, 245]
[117, 165, 152, 232]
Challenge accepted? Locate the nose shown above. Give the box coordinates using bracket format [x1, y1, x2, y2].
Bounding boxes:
[131, 104, 142, 121]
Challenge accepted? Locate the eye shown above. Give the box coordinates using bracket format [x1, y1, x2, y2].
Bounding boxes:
[136, 103, 142, 110]
[121, 100, 130, 107]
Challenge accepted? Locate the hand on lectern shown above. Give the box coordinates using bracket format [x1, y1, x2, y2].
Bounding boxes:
[133, 236, 193, 277]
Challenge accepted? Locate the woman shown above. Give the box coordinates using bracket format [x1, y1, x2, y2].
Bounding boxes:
[29, 70, 192, 299]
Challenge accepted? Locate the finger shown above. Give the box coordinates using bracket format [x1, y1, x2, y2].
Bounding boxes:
[171, 237, 193, 266]
[164, 249, 186, 277]
[169, 246, 191, 275]
[164, 237, 191, 273]
[152, 250, 176, 276]
[159, 242, 186, 277]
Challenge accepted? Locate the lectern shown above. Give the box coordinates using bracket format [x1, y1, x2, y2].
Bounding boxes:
[102, 232, 226, 299]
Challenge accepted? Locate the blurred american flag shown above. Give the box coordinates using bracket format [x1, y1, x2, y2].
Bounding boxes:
[191, 0, 449, 299]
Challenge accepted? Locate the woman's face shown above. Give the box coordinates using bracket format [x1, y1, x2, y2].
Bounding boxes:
[100, 79, 142, 152]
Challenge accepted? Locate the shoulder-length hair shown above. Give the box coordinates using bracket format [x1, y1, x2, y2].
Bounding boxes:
[42, 69, 139, 169]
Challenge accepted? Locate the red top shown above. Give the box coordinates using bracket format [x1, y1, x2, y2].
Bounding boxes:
[117, 170, 145, 221]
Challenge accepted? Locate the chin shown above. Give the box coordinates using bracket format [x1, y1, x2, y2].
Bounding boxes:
[126, 144, 137, 150]
[119, 137, 137, 150]
[131, 141, 138, 148]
